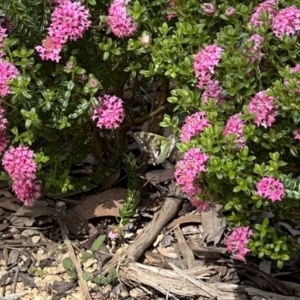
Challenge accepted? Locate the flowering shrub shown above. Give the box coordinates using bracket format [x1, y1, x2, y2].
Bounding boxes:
[1, 0, 300, 267]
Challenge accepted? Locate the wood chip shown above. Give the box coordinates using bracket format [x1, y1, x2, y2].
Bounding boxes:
[174, 227, 197, 269]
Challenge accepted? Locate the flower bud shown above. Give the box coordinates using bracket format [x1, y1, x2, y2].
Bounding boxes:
[225, 7, 236, 17]
[201, 3, 216, 16]
[140, 34, 152, 46]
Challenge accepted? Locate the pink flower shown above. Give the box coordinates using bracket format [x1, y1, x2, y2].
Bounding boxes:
[180, 112, 210, 142]
[175, 148, 209, 198]
[294, 129, 300, 140]
[226, 226, 252, 261]
[12, 179, 42, 207]
[2, 146, 41, 206]
[0, 60, 19, 97]
[257, 177, 285, 202]
[244, 34, 264, 62]
[272, 6, 300, 40]
[248, 91, 278, 128]
[223, 113, 246, 149]
[107, 0, 137, 38]
[108, 230, 119, 240]
[92, 95, 125, 129]
[250, 0, 277, 28]
[35, 37, 63, 63]
[48, 0, 91, 43]
[194, 45, 223, 88]
[36, 0, 91, 62]
[201, 80, 224, 104]
[3, 146, 37, 180]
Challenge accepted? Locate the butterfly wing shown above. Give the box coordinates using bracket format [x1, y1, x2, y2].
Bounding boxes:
[133, 132, 176, 165]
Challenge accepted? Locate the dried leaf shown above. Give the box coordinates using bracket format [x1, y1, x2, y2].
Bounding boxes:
[18, 272, 37, 288]
[72, 188, 139, 219]
[15, 201, 55, 218]
[7, 249, 19, 265]
[188, 238, 228, 260]
[10, 216, 34, 227]
[0, 190, 13, 198]
[51, 281, 74, 293]
[0, 198, 19, 211]
[166, 215, 202, 229]
[0, 222, 9, 231]
[201, 207, 226, 245]
[145, 169, 175, 186]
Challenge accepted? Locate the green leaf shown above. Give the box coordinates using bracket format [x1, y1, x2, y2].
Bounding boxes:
[81, 252, 94, 263]
[277, 260, 283, 269]
[281, 254, 290, 261]
[63, 257, 73, 270]
[82, 271, 92, 281]
[91, 235, 106, 251]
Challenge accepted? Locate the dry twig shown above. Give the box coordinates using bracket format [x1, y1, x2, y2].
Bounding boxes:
[56, 206, 95, 300]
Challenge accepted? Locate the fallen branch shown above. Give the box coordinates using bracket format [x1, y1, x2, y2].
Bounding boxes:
[117, 262, 300, 300]
[102, 196, 182, 274]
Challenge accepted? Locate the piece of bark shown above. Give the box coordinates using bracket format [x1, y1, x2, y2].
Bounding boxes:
[118, 262, 300, 300]
[174, 227, 197, 269]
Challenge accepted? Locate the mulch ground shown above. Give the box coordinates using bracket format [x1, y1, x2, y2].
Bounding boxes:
[1, 180, 300, 300]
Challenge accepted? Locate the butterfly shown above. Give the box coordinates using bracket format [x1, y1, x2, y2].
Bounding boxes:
[133, 131, 176, 165]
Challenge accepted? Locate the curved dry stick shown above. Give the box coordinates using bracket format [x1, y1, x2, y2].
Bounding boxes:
[102, 196, 183, 274]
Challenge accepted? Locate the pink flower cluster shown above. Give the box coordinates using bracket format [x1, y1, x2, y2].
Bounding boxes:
[244, 34, 264, 62]
[194, 45, 223, 87]
[201, 80, 223, 104]
[108, 0, 137, 38]
[180, 112, 210, 142]
[35, 0, 91, 62]
[223, 113, 246, 149]
[248, 91, 278, 128]
[2, 146, 41, 206]
[0, 27, 7, 57]
[226, 226, 252, 261]
[272, 6, 300, 40]
[92, 95, 125, 129]
[250, 0, 277, 27]
[0, 59, 20, 97]
[194, 45, 224, 104]
[250, 2, 300, 40]
[256, 177, 285, 202]
[175, 148, 211, 211]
